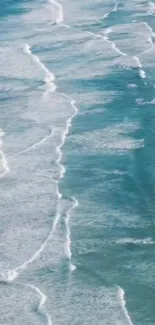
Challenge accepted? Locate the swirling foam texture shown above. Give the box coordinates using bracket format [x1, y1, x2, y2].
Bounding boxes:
[0, 0, 155, 324]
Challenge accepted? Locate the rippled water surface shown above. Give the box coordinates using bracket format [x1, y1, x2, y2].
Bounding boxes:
[0, 0, 155, 324]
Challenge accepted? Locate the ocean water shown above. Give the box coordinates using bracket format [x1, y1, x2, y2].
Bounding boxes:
[0, 0, 155, 324]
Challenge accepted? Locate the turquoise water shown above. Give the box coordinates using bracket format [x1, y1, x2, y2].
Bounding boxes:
[0, 0, 155, 324]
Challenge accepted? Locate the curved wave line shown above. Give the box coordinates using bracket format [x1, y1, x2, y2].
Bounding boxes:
[0, 130, 10, 179]
[16, 281, 52, 325]
[0, 45, 79, 281]
[15, 127, 54, 156]
[24, 44, 56, 93]
[64, 196, 79, 271]
[97, 0, 118, 22]
[118, 286, 134, 325]
[103, 28, 147, 79]
[0, 150, 10, 178]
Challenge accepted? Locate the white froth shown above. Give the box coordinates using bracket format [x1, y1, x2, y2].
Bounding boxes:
[118, 287, 134, 325]
[98, 0, 118, 23]
[24, 44, 56, 93]
[16, 127, 54, 156]
[139, 69, 146, 79]
[64, 197, 79, 270]
[70, 122, 144, 154]
[48, 0, 64, 23]
[69, 263, 76, 271]
[9, 48, 79, 276]
[116, 237, 155, 245]
[103, 29, 127, 57]
[148, 1, 155, 15]
[143, 21, 155, 37]
[0, 270, 18, 283]
[0, 129, 10, 178]
[113, 0, 118, 12]
[19, 283, 52, 325]
[102, 29, 148, 79]
[127, 84, 137, 88]
[133, 56, 142, 68]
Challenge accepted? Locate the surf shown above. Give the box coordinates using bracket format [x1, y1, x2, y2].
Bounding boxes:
[0, 129, 10, 179]
[64, 196, 79, 271]
[0, 41, 79, 283]
[48, 0, 64, 24]
[118, 287, 134, 325]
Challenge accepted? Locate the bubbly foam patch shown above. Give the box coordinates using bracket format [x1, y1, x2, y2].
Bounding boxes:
[69, 122, 144, 154]
[0, 270, 18, 283]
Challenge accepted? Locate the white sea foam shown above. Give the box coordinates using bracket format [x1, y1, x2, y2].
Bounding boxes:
[133, 56, 146, 78]
[148, 1, 155, 15]
[139, 22, 155, 56]
[118, 287, 134, 325]
[143, 21, 155, 37]
[16, 282, 52, 325]
[103, 30, 147, 79]
[103, 29, 127, 57]
[0, 269, 18, 283]
[64, 197, 79, 271]
[29, 284, 52, 325]
[115, 237, 155, 245]
[133, 56, 142, 68]
[70, 122, 144, 154]
[14, 100, 78, 273]
[111, 42, 126, 56]
[16, 127, 54, 156]
[54, 96, 78, 181]
[24, 44, 56, 93]
[104, 31, 126, 56]
[5, 49, 79, 278]
[48, 0, 63, 23]
[0, 129, 10, 179]
[98, 0, 118, 22]
[100, 12, 110, 20]
[127, 84, 137, 88]
[113, 0, 118, 12]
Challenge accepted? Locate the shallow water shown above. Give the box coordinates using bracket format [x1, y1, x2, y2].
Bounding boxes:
[0, 0, 155, 324]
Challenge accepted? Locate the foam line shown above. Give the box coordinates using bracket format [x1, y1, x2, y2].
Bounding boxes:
[113, 0, 118, 12]
[138, 22, 155, 57]
[0, 150, 10, 178]
[15, 230, 53, 274]
[29, 283, 52, 325]
[0, 130, 10, 179]
[143, 21, 155, 39]
[103, 29, 147, 79]
[24, 44, 56, 92]
[48, 0, 64, 23]
[65, 197, 79, 271]
[132, 56, 146, 78]
[115, 237, 155, 245]
[97, 0, 118, 22]
[118, 287, 134, 325]
[1, 53, 79, 280]
[16, 281, 52, 325]
[15, 127, 54, 156]
[103, 29, 127, 56]
[58, 0, 148, 81]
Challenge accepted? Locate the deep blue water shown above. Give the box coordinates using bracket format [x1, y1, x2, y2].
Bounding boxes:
[0, 0, 155, 324]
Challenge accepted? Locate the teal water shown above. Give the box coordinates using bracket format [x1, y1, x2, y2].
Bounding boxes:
[0, 1, 155, 324]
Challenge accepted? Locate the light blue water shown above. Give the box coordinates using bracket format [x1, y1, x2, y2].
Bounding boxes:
[0, 1, 155, 324]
